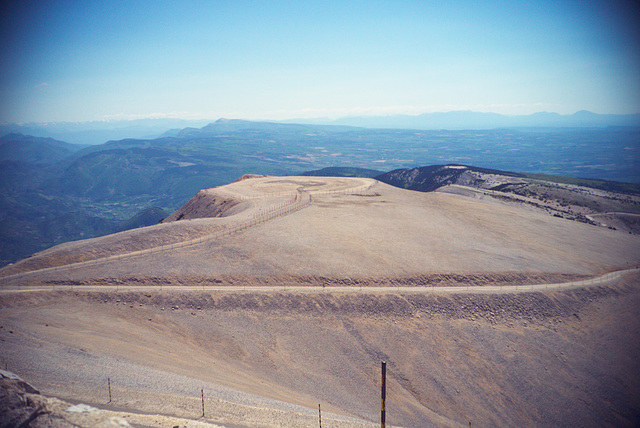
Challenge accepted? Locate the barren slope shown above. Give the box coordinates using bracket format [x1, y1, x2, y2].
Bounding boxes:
[2, 176, 639, 285]
[378, 164, 640, 234]
[2, 176, 640, 427]
[1, 275, 639, 427]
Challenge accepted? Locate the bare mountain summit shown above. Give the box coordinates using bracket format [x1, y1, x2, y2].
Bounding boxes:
[1, 175, 640, 427]
[5, 175, 639, 281]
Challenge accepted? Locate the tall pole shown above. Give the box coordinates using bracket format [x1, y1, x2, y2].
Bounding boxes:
[318, 403, 322, 428]
[381, 361, 386, 428]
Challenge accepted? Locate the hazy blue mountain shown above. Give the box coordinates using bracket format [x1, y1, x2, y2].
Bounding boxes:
[0, 118, 211, 146]
[163, 118, 361, 139]
[283, 110, 640, 130]
[56, 145, 234, 206]
[0, 133, 81, 164]
[4, 111, 639, 147]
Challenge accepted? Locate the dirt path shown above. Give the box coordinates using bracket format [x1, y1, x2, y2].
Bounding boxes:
[2, 268, 637, 296]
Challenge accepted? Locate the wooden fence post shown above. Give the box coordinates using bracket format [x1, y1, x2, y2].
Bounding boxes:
[381, 361, 386, 428]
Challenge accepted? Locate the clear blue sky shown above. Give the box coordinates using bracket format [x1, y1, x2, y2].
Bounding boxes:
[1, 0, 639, 123]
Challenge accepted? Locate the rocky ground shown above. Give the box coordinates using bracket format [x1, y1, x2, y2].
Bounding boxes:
[435, 168, 640, 234]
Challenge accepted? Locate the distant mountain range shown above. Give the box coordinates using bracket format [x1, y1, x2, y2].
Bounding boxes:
[0, 118, 211, 146]
[0, 133, 82, 164]
[2, 111, 639, 146]
[283, 110, 640, 130]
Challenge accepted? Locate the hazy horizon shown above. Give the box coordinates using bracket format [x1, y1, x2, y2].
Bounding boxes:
[1, 1, 639, 124]
[3, 108, 640, 126]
